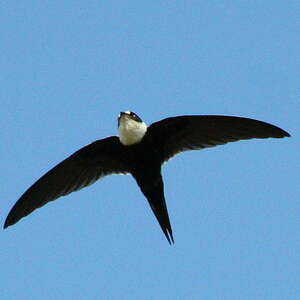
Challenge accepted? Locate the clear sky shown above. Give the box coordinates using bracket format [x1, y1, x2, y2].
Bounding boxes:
[1, 1, 299, 299]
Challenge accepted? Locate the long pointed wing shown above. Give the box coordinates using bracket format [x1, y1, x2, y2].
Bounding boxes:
[4, 136, 128, 228]
[147, 115, 290, 162]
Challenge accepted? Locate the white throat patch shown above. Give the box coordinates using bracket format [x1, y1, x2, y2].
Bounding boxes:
[118, 117, 147, 146]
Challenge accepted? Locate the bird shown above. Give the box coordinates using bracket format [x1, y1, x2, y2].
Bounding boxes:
[4, 111, 290, 244]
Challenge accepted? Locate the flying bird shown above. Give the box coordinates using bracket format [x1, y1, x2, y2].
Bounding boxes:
[4, 112, 290, 244]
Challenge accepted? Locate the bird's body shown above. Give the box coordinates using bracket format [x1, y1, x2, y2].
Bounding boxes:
[4, 112, 290, 243]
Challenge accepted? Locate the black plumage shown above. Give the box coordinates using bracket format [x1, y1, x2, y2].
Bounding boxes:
[4, 113, 290, 243]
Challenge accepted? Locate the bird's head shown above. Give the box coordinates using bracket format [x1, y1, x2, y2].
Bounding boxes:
[118, 111, 147, 146]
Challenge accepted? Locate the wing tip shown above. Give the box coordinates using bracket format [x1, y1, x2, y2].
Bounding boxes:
[270, 123, 290, 138]
[3, 219, 12, 229]
[275, 126, 290, 138]
[3, 213, 18, 229]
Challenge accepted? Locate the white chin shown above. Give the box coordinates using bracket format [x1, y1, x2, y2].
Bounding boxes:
[119, 119, 147, 146]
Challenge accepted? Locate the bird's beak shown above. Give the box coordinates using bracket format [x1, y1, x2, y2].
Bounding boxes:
[118, 112, 127, 127]
[119, 111, 128, 118]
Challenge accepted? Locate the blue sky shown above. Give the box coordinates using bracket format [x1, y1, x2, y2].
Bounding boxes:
[1, 1, 299, 299]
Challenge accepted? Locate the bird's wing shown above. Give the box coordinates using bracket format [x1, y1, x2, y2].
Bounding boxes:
[147, 115, 290, 162]
[4, 136, 128, 228]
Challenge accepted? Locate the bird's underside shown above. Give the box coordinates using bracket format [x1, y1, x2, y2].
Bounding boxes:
[4, 113, 290, 244]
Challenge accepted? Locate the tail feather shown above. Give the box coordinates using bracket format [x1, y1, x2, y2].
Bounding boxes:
[134, 174, 174, 244]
